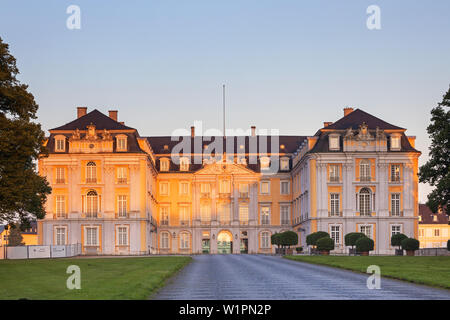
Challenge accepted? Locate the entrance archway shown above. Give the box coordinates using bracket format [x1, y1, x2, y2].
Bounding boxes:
[217, 230, 233, 254]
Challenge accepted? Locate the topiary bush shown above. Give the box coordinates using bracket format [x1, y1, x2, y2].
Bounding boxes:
[391, 233, 408, 249]
[295, 247, 303, 253]
[280, 231, 298, 248]
[401, 238, 420, 251]
[355, 237, 374, 253]
[271, 233, 282, 248]
[344, 232, 366, 248]
[316, 237, 335, 252]
[447, 240, 450, 251]
[306, 231, 330, 246]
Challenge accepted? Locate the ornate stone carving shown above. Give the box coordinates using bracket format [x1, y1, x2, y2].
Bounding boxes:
[70, 128, 81, 140]
[102, 129, 112, 141]
[85, 123, 98, 141]
[356, 122, 373, 141]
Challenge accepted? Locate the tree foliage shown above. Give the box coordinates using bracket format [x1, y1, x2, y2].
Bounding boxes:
[401, 238, 420, 251]
[280, 231, 298, 248]
[7, 224, 24, 246]
[355, 237, 374, 252]
[418, 86, 450, 215]
[344, 232, 366, 248]
[306, 231, 330, 246]
[391, 233, 408, 249]
[0, 37, 51, 225]
[316, 237, 334, 251]
[271, 233, 282, 248]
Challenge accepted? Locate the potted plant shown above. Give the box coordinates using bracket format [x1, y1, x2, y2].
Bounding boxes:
[280, 231, 298, 255]
[391, 233, 408, 256]
[295, 247, 303, 254]
[306, 231, 330, 254]
[355, 237, 374, 256]
[401, 238, 420, 256]
[344, 232, 366, 255]
[316, 237, 334, 255]
[271, 233, 283, 255]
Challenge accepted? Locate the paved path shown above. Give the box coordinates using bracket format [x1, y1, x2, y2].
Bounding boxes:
[153, 255, 450, 300]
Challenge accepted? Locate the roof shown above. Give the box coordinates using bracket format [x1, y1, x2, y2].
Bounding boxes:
[323, 109, 405, 131]
[50, 109, 135, 131]
[419, 204, 450, 224]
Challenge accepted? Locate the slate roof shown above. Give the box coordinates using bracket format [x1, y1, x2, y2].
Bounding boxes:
[323, 109, 405, 131]
[419, 204, 449, 225]
[50, 109, 135, 131]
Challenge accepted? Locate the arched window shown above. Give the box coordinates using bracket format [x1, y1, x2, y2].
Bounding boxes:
[359, 159, 371, 181]
[86, 190, 98, 217]
[161, 232, 169, 249]
[261, 231, 270, 248]
[86, 162, 97, 183]
[179, 232, 190, 249]
[359, 188, 372, 216]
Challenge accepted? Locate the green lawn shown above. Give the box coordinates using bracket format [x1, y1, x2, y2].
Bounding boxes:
[285, 255, 450, 289]
[0, 256, 191, 299]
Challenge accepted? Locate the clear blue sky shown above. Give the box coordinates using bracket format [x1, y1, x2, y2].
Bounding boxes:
[1, 0, 449, 202]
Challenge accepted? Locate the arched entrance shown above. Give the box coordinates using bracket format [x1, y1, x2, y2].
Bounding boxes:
[217, 230, 233, 254]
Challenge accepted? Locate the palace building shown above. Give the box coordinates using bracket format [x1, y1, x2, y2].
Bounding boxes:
[37, 107, 420, 255]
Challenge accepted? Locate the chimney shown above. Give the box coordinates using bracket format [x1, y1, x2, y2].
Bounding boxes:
[191, 126, 195, 138]
[77, 107, 87, 118]
[251, 126, 256, 137]
[344, 107, 354, 117]
[119, 121, 125, 125]
[323, 122, 333, 127]
[108, 110, 118, 121]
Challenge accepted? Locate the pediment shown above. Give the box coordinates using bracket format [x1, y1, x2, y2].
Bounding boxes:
[195, 162, 256, 175]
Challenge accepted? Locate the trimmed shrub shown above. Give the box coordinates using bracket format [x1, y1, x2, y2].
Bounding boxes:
[295, 247, 303, 253]
[271, 233, 282, 248]
[306, 231, 330, 246]
[355, 237, 374, 252]
[316, 237, 335, 252]
[447, 240, 450, 251]
[280, 231, 298, 248]
[401, 238, 420, 251]
[391, 233, 408, 248]
[344, 232, 366, 248]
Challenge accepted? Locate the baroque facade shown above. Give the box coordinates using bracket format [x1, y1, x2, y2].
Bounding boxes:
[38, 106, 420, 255]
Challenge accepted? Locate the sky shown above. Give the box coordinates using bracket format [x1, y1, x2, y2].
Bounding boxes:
[1, 0, 449, 202]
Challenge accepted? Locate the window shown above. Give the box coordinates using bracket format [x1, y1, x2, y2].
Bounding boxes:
[56, 195, 66, 217]
[391, 193, 400, 216]
[390, 165, 400, 182]
[261, 232, 270, 248]
[117, 195, 127, 217]
[55, 137, 65, 152]
[239, 183, 249, 198]
[260, 157, 270, 170]
[281, 206, 290, 225]
[86, 162, 97, 183]
[86, 190, 98, 217]
[434, 229, 440, 237]
[330, 225, 341, 245]
[160, 182, 169, 195]
[116, 136, 127, 151]
[200, 204, 211, 223]
[200, 183, 210, 195]
[360, 225, 372, 239]
[117, 167, 127, 183]
[261, 206, 270, 225]
[179, 182, 189, 195]
[329, 165, 340, 182]
[329, 135, 340, 151]
[180, 157, 189, 171]
[391, 225, 401, 237]
[359, 160, 371, 181]
[85, 227, 98, 246]
[260, 181, 270, 195]
[117, 226, 128, 246]
[160, 206, 169, 226]
[391, 135, 401, 150]
[433, 215, 438, 222]
[179, 206, 189, 225]
[219, 180, 231, 194]
[218, 203, 231, 224]
[56, 167, 65, 183]
[419, 229, 424, 237]
[281, 181, 290, 195]
[160, 158, 169, 172]
[359, 188, 372, 216]
[330, 193, 340, 216]
[180, 232, 190, 249]
[161, 232, 169, 249]
[239, 204, 249, 224]
[280, 158, 289, 171]
[55, 227, 66, 245]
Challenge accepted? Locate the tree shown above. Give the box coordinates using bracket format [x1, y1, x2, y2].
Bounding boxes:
[401, 238, 420, 252]
[316, 237, 334, 252]
[271, 233, 282, 249]
[280, 231, 298, 248]
[306, 231, 330, 247]
[355, 237, 374, 253]
[391, 233, 408, 250]
[7, 224, 24, 246]
[419, 86, 450, 215]
[344, 232, 366, 250]
[0, 37, 51, 226]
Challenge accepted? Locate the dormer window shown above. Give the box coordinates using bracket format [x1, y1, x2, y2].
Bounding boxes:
[390, 134, 401, 151]
[116, 135, 127, 151]
[160, 158, 169, 172]
[280, 157, 290, 171]
[329, 134, 340, 151]
[260, 157, 270, 170]
[180, 157, 189, 171]
[55, 136, 66, 152]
